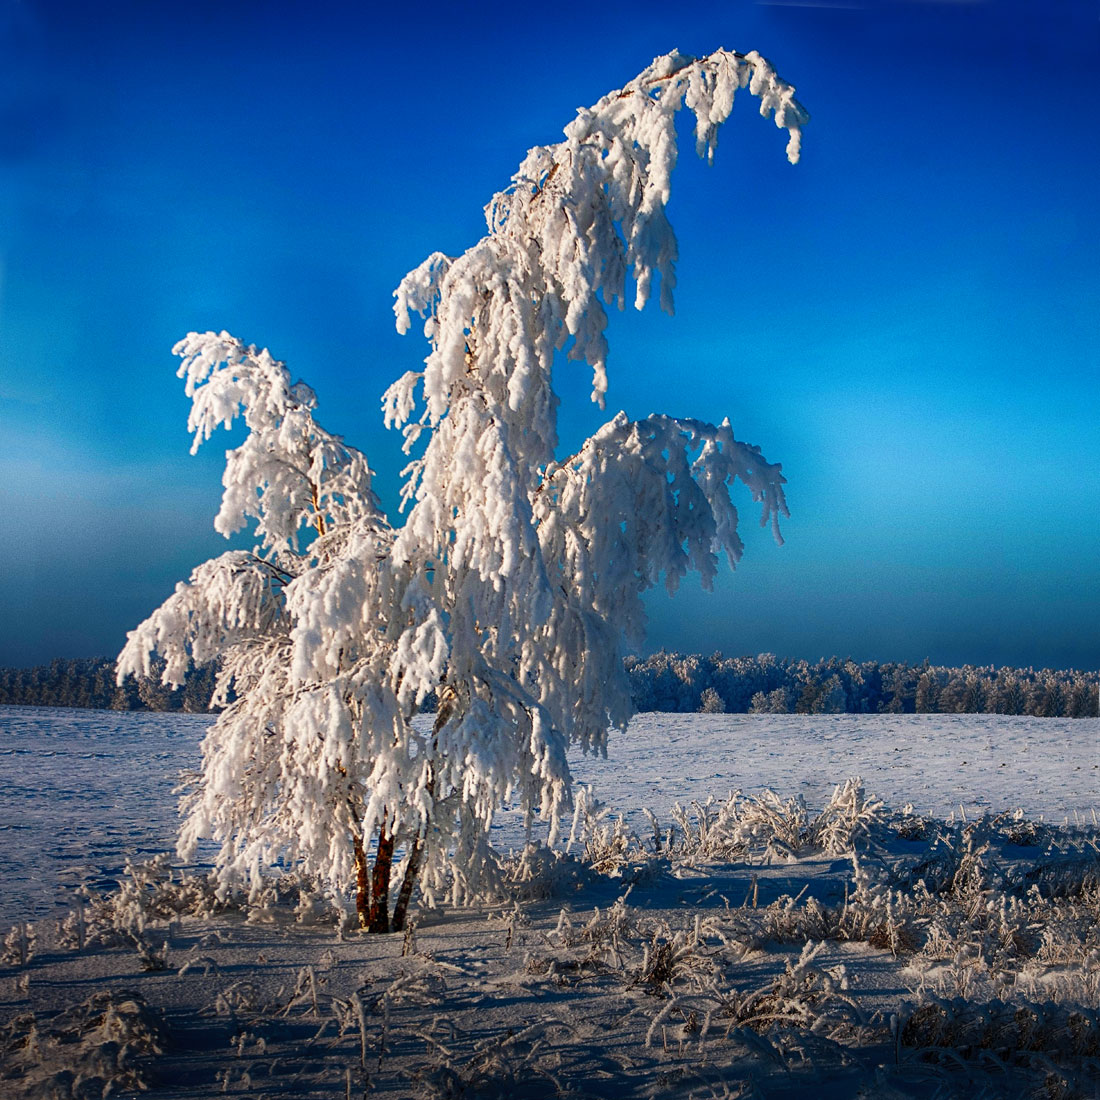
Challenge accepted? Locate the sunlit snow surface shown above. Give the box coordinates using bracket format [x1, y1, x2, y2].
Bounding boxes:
[0, 706, 1096, 927]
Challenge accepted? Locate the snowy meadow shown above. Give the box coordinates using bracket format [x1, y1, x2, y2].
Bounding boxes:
[2, 705, 1098, 1098]
[2, 706, 1096, 930]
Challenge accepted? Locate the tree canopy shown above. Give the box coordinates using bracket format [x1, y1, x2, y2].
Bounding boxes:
[118, 47, 806, 930]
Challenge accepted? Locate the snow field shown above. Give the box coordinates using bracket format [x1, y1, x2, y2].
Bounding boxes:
[565, 712, 1100, 836]
[1, 708, 1096, 928]
[0, 706, 1098, 1098]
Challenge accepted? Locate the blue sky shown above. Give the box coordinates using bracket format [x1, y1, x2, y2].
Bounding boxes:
[1, 0, 1097, 671]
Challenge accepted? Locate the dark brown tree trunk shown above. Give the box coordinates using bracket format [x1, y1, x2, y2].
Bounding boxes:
[352, 831, 370, 931]
[367, 826, 394, 933]
[393, 743, 443, 933]
[391, 833, 423, 932]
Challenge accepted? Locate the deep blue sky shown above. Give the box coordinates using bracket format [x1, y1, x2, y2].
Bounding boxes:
[1, 0, 1097, 671]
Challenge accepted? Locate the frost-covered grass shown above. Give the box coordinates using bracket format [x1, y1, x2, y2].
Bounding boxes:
[2, 797, 1098, 1098]
[1, 709, 1098, 1098]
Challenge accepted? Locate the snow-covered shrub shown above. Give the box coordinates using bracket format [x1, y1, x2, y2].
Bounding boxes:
[716, 857, 917, 958]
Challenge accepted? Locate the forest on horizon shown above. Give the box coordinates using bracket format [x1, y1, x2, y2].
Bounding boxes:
[1, 652, 1095, 718]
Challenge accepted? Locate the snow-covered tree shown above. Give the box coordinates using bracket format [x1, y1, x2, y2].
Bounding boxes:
[699, 687, 726, 714]
[119, 47, 805, 931]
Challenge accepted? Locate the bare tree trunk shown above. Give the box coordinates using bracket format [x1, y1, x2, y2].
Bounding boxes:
[393, 708, 446, 932]
[367, 826, 394, 933]
[391, 834, 422, 932]
[352, 832, 370, 931]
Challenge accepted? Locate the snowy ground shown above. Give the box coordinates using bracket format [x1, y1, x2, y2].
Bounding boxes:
[1, 707, 1098, 1098]
[0, 708, 214, 928]
[1, 707, 1095, 929]
[573, 712, 1100, 830]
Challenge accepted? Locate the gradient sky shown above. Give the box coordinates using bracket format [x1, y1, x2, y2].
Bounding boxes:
[1, 0, 1097, 671]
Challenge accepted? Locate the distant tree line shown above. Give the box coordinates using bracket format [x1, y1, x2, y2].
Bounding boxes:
[626, 653, 1098, 718]
[1, 653, 1096, 718]
[0, 657, 219, 712]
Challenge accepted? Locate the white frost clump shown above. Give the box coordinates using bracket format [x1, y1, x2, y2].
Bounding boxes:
[119, 47, 803, 930]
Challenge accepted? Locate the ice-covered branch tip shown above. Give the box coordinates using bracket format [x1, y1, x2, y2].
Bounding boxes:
[172, 331, 381, 553]
[391, 47, 806, 417]
[608, 48, 806, 164]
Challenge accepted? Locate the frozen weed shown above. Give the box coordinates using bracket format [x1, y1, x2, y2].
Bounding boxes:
[334, 965, 454, 1077]
[841, 855, 921, 956]
[54, 856, 342, 960]
[213, 979, 261, 1018]
[671, 789, 807, 864]
[57, 857, 229, 952]
[717, 940, 862, 1039]
[566, 785, 653, 878]
[535, 892, 638, 979]
[812, 778, 886, 855]
[1034, 903, 1100, 968]
[667, 777, 885, 865]
[999, 809, 1051, 848]
[899, 995, 1100, 1097]
[892, 803, 935, 842]
[487, 901, 528, 952]
[279, 966, 322, 1017]
[907, 819, 1004, 903]
[718, 858, 919, 960]
[533, 895, 729, 1004]
[498, 842, 592, 901]
[1, 922, 36, 967]
[630, 914, 724, 996]
[410, 1017, 572, 1099]
[0, 990, 165, 1099]
[1020, 852, 1100, 901]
